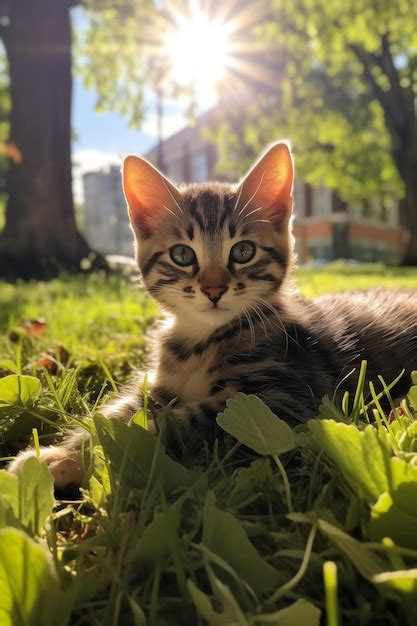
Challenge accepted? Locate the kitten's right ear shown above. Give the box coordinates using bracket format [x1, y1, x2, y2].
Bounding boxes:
[237, 142, 294, 230]
[122, 156, 181, 238]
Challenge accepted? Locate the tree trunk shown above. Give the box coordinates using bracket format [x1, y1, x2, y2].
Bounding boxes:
[0, 0, 107, 280]
[395, 136, 417, 266]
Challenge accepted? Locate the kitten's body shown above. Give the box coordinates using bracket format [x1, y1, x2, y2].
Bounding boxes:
[113, 287, 417, 449]
[8, 143, 417, 485]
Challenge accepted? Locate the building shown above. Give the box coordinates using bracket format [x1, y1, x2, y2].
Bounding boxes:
[81, 113, 407, 263]
[292, 186, 406, 264]
[145, 114, 408, 264]
[82, 165, 133, 257]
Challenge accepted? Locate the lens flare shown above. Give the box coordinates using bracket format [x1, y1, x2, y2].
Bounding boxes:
[164, 7, 231, 105]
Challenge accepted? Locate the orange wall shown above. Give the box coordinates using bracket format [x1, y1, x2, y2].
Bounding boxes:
[293, 219, 406, 262]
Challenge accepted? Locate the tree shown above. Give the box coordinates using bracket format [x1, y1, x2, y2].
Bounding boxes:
[0, 0, 156, 280]
[216, 0, 417, 264]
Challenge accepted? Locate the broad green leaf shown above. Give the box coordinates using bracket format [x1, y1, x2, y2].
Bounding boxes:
[407, 386, 417, 411]
[17, 457, 55, 535]
[253, 599, 321, 625]
[370, 488, 417, 550]
[127, 596, 147, 626]
[202, 492, 279, 595]
[88, 445, 111, 507]
[216, 393, 296, 456]
[0, 374, 41, 416]
[0, 359, 18, 373]
[0, 471, 19, 528]
[188, 578, 249, 626]
[0, 527, 71, 626]
[131, 407, 148, 430]
[127, 497, 185, 568]
[189, 577, 321, 626]
[372, 569, 417, 594]
[93, 412, 195, 492]
[317, 395, 344, 421]
[308, 420, 390, 503]
[0, 457, 54, 535]
[398, 422, 417, 454]
[293, 515, 417, 595]
[230, 459, 275, 505]
[317, 519, 387, 581]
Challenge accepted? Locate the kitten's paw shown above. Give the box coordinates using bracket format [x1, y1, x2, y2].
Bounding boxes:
[8, 445, 84, 489]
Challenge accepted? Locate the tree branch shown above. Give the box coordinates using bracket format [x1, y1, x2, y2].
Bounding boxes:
[372, 34, 412, 121]
[349, 43, 404, 141]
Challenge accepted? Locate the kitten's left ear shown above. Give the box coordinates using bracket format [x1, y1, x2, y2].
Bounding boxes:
[122, 155, 181, 238]
[237, 142, 294, 230]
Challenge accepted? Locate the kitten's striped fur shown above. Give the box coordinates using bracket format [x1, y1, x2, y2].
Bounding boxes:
[8, 142, 417, 485]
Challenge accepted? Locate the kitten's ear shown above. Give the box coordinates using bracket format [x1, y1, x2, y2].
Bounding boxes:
[237, 142, 294, 230]
[122, 156, 181, 238]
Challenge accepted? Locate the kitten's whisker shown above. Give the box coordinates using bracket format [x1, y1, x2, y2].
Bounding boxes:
[253, 299, 284, 334]
[243, 219, 272, 227]
[161, 204, 182, 222]
[232, 181, 244, 213]
[237, 171, 265, 217]
[249, 302, 268, 339]
[242, 306, 256, 350]
[252, 297, 290, 355]
[244, 205, 265, 219]
[162, 181, 184, 215]
[256, 297, 307, 356]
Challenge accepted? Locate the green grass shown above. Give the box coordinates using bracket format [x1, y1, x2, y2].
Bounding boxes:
[0, 265, 417, 626]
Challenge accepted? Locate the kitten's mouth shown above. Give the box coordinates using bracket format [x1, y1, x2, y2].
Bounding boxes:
[200, 304, 230, 313]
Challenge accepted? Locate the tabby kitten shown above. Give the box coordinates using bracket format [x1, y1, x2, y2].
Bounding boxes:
[8, 142, 417, 487]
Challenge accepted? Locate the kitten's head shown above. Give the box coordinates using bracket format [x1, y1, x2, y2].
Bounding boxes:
[123, 142, 294, 333]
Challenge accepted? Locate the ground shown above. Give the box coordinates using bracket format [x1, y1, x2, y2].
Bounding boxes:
[0, 264, 417, 626]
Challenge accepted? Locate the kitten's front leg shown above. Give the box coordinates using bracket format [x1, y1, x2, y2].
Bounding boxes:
[170, 384, 237, 441]
[7, 392, 141, 487]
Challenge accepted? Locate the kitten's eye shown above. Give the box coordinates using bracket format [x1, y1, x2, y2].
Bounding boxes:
[170, 244, 196, 266]
[230, 241, 256, 264]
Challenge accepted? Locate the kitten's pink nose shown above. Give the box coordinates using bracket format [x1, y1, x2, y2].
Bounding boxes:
[201, 285, 229, 304]
[199, 266, 230, 304]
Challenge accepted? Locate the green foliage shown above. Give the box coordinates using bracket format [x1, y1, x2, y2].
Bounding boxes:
[0, 374, 41, 419]
[75, 0, 184, 127]
[214, 0, 417, 205]
[217, 393, 296, 456]
[0, 456, 54, 536]
[202, 491, 280, 594]
[0, 272, 417, 624]
[0, 527, 72, 626]
[94, 411, 195, 491]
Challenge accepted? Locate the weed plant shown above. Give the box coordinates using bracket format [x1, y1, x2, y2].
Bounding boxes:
[1, 268, 417, 626]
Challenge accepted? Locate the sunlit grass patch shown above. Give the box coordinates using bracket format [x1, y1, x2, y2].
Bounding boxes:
[295, 262, 417, 297]
[0, 265, 417, 625]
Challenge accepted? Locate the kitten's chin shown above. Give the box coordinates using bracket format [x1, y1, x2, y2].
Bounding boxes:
[172, 304, 237, 337]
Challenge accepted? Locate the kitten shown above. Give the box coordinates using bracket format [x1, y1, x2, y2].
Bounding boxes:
[8, 142, 417, 487]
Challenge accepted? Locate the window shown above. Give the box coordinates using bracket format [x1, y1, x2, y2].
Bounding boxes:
[193, 149, 209, 182]
[293, 181, 306, 217]
[312, 187, 332, 217]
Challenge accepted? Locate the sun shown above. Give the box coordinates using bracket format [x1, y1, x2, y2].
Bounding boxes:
[163, 4, 232, 105]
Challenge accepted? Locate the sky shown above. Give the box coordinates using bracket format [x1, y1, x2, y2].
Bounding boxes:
[71, 77, 189, 203]
[72, 78, 185, 202]
[70, 5, 190, 203]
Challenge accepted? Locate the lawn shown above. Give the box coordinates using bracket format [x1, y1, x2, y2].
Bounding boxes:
[0, 265, 417, 626]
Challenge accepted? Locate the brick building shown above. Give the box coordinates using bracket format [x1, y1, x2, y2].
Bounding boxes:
[146, 114, 408, 264]
[83, 165, 133, 257]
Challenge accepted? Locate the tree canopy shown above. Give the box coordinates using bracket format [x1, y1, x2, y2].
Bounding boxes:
[0, 0, 160, 278]
[214, 0, 417, 262]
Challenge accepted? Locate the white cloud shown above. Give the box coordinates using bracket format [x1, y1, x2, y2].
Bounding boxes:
[72, 149, 121, 204]
[141, 110, 187, 140]
[72, 109, 188, 204]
